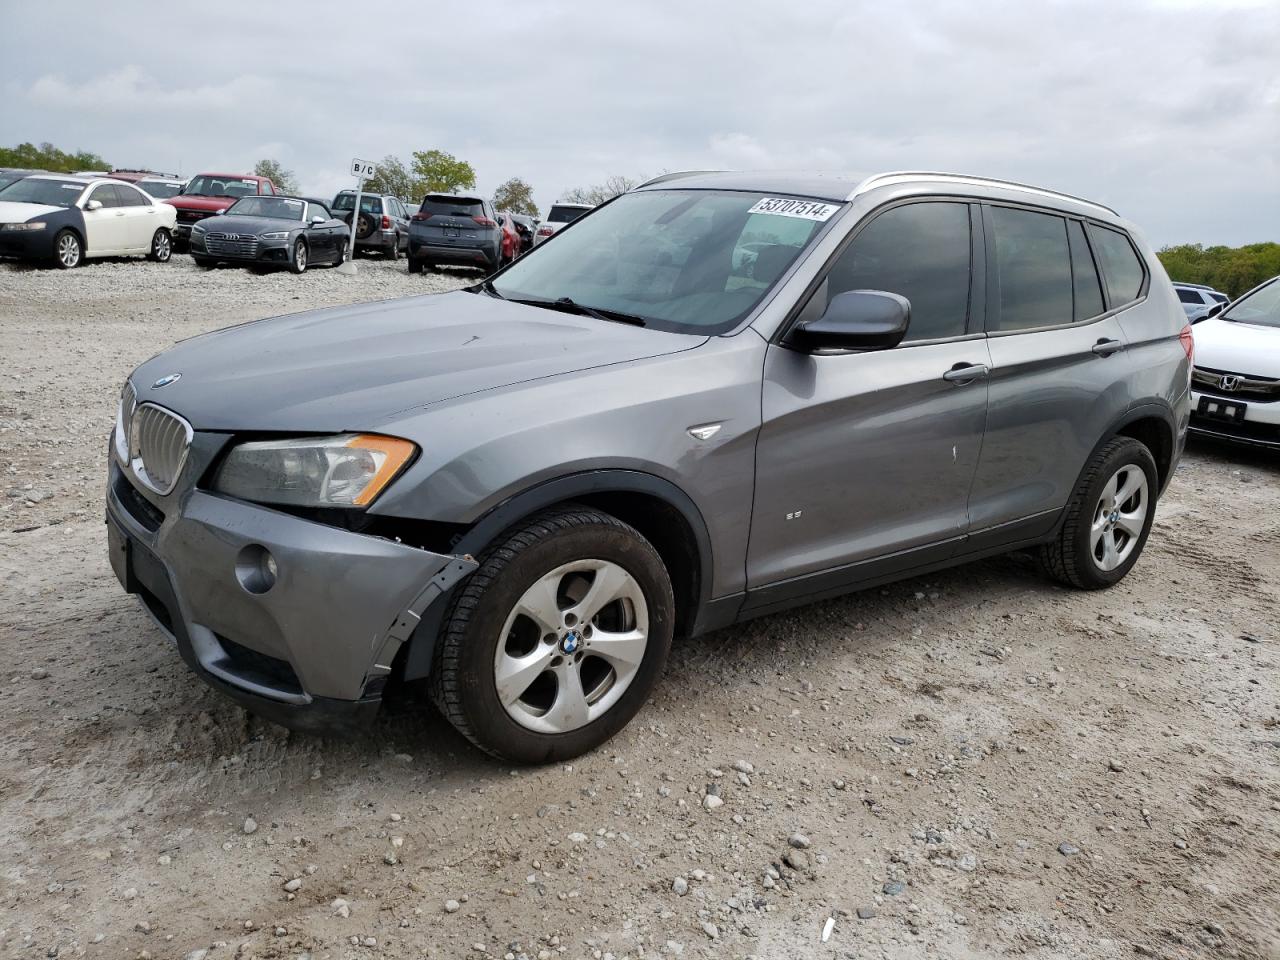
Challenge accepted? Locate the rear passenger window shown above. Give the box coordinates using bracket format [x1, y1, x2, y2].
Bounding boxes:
[1067, 220, 1105, 321]
[989, 206, 1073, 331]
[1176, 288, 1201, 304]
[823, 202, 972, 342]
[1090, 226, 1145, 305]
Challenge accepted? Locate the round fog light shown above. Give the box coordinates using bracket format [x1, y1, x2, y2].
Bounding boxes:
[235, 544, 277, 595]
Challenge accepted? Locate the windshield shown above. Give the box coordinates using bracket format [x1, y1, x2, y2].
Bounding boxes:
[0, 178, 86, 208]
[547, 205, 589, 223]
[1222, 278, 1280, 329]
[226, 196, 305, 220]
[139, 181, 182, 199]
[492, 189, 837, 334]
[184, 175, 259, 198]
[332, 193, 383, 215]
[420, 195, 483, 216]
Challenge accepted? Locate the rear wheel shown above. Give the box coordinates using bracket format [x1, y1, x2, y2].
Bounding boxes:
[289, 239, 308, 274]
[52, 230, 82, 269]
[432, 506, 675, 763]
[1038, 437, 1157, 589]
[333, 242, 347, 267]
[386, 235, 401, 260]
[148, 228, 172, 263]
[407, 256, 423, 274]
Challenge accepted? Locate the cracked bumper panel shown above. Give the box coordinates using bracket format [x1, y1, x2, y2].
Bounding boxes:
[107, 451, 468, 717]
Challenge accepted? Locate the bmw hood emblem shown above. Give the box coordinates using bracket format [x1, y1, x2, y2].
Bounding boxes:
[151, 373, 182, 389]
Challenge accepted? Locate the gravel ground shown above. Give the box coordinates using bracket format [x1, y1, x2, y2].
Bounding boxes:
[1, 256, 1278, 960]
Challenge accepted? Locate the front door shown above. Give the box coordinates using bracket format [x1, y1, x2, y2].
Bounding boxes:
[746, 200, 990, 611]
[81, 184, 129, 254]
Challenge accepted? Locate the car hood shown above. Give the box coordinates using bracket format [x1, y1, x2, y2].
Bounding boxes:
[1193, 317, 1280, 376]
[0, 200, 63, 222]
[130, 291, 706, 432]
[198, 214, 302, 235]
[165, 195, 238, 212]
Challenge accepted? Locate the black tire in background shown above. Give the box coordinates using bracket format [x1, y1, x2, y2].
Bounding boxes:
[148, 228, 172, 263]
[52, 229, 82, 269]
[1038, 436, 1158, 590]
[407, 257, 423, 274]
[431, 506, 675, 764]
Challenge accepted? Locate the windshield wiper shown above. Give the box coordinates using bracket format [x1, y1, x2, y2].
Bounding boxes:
[477, 279, 505, 299]
[501, 294, 647, 326]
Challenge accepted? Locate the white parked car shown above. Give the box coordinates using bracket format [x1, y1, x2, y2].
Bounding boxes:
[1174, 282, 1229, 321]
[533, 202, 593, 244]
[1189, 275, 1280, 448]
[0, 174, 177, 268]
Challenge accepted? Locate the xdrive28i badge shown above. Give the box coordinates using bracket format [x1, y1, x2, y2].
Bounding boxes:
[151, 373, 181, 388]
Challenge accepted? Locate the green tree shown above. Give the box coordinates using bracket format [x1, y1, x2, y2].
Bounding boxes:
[253, 158, 298, 194]
[411, 149, 476, 194]
[0, 141, 109, 172]
[365, 155, 417, 201]
[492, 177, 540, 217]
[561, 174, 639, 206]
[1157, 242, 1280, 298]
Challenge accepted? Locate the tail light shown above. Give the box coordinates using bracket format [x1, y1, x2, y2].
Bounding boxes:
[411, 212, 432, 221]
[1179, 323, 1194, 362]
[536, 226, 554, 236]
[381, 215, 391, 229]
[472, 216, 497, 227]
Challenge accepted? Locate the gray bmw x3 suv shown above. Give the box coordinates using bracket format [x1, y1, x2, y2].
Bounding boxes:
[106, 170, 1191, 762]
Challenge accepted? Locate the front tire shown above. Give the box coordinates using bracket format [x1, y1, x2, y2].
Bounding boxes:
[432, 506, 675, 763]
[1038, 437, 1157, 589]
[289, 239, 308, 274]
[148, 228, 172, 263]
[52, 229, 82, 269]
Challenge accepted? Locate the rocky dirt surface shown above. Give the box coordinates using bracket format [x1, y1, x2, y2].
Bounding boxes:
[1, 257, 1277, 960]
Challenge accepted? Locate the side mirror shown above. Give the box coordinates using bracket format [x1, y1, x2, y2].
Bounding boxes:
[1205, 301, 1226, 318]
[310, 215, 325, 225]
[215, 207, 227, 215]
[85, 199, 102, 211]
[788, 290, 911, 352]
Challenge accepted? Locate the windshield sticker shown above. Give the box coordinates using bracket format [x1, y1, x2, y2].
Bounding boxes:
[748, 197, 840, 222]
[61, 184, 82, 190]
[242, 179, 257, 185]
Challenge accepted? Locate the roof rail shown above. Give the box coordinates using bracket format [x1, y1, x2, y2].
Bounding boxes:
[635, 170, 723, 189]
[1172, 281, 1214, 290]
[849, 171, 1118, 216]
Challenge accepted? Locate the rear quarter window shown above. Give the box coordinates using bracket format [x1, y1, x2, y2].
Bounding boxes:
[1089, 225, 1146, 306]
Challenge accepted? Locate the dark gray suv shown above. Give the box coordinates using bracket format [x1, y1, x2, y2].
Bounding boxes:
[407, 193, 502, 273]
[106, 171, 1191, 762]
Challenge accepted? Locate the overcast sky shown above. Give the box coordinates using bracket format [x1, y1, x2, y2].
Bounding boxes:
[2, 0, 1276, 246]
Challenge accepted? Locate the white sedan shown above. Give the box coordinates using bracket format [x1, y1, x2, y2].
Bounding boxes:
[1189, 276, 1280, 448]
[0, 174, 177, 268]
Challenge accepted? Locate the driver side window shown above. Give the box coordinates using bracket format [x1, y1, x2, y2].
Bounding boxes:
[811, 202, 974, 343]
[88, 185, 119, 208]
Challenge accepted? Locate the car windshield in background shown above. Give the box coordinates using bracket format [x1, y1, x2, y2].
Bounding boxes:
[140, 181, 182, 199]
[184, 175, 258, 198]
[331, 193, 384, 215]
[1223, 279, 1280, 329]
[226, 196, 305, 220]
[547, 205, 588, 223]
[0, 178, 86, 207]
[420, 196, 484, 217]
[492, 190, 836, 335]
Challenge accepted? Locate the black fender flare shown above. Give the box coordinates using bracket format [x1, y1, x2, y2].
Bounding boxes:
[399, 469, 715, 681]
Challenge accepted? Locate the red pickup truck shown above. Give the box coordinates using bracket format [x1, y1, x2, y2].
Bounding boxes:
[165, 172, 276, 247]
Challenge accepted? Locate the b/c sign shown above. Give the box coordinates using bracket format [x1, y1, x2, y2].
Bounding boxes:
[351, 158, 376, 178]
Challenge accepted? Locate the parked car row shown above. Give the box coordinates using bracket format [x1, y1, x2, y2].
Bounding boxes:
[1174, 281, 1230, 322]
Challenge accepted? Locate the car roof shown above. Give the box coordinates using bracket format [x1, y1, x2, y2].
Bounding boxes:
[1172, 281, 1216, 291]
[633, 169, 1122, 220]
[550, 201, 594, 209]
[423, 193, 484, 203]
[191, 172, 263, 179]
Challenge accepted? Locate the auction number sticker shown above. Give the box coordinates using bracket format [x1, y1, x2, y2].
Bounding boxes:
[748, 197, 840, 221]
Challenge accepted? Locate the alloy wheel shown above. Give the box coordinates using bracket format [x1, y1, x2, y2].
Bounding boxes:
[1090, 465, 1149, 571]
[153, 231, 171, 261]
[493, 559, 649, 734]
[58, 233, 81, 268]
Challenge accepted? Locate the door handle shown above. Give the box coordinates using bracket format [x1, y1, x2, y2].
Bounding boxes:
[1092, 338, 1123, 356]
[943, 363, 990, 384]
[114, 211, 126, 217]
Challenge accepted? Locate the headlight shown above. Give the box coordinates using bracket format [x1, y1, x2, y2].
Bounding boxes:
[213, 434, 416, 508]
[1, 221, 46, 231]
[191, 223, 207, 234]
[259, 231, 289, 240]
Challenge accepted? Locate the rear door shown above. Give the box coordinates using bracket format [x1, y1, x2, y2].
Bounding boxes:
[114, 183, 158, 251]
[417, 195, 486, 250]
[746, 200, 991, 609]
[966, 204, 1131, 544]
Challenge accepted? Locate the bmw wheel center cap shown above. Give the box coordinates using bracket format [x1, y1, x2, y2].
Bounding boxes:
[561, 632, 580, 654]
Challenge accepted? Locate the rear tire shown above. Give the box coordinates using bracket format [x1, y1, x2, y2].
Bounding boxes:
[147, 228, 172, 263]
[52, 229, 82, 269]
[407, 257, 423, 274]
[431, 506, 675, 763]
[1038, 437, 1157, 589]
[387, 236, 401, 260]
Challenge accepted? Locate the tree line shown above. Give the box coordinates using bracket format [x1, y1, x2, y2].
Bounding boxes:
[1156, 243, 1280, 299]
